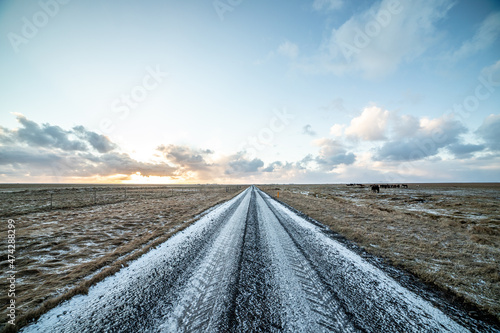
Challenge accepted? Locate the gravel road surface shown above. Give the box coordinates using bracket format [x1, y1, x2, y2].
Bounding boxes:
[21, 186, 488, 332]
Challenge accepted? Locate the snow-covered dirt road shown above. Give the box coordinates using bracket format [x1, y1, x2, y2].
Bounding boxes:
[21, 186, 482, 332]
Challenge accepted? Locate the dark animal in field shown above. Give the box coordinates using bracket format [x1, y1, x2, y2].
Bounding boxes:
[371, 185, 380, 193]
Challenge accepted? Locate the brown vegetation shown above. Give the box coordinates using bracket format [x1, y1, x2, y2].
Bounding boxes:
[260, 183, 500, 321]
[0, 185, 243, 332]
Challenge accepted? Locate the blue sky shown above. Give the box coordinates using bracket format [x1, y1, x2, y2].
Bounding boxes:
[1, 0, 499, 183]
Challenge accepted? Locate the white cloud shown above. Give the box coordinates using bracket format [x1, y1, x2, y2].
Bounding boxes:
[330, 124, 345, 136]
[312, 0, 343, 12]
[374, 114, 467, 161]
[329, 105, 500, 166]
[450, 12, 500, 61]
[313, 138, 356, 170]
[345, 106, 390, 141]
[476, 113, 500, 151]
[278, 41, 299, 59]
[391, 114, 420, 139]
[309, 0, 454, 78]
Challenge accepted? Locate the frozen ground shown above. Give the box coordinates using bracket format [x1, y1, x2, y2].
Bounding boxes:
[20, 186, 495, 332]
[0, 186, 241, 330]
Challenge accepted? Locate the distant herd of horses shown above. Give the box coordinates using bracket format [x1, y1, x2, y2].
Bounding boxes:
[346, 183, 409, 193]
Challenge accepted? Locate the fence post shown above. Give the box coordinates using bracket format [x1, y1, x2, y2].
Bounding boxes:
[50, 193, 53, 209]
[93, 189, 96, 204]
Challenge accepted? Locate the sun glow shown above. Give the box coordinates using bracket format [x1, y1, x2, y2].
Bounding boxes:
[122, 172, 185, 185]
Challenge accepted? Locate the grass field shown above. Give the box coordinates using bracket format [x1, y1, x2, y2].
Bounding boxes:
[259, 183, 500, 322]
[0, 185, 243, 331]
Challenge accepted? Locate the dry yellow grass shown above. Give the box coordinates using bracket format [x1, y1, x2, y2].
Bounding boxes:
[260, 184, 500, 322]
[0, 186, 243, 332]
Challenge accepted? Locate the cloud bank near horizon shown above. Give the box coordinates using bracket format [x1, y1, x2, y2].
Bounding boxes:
[1, 110, 499, 184]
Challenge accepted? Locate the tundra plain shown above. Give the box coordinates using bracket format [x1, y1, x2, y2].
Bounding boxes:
[1, 183, 499, 331]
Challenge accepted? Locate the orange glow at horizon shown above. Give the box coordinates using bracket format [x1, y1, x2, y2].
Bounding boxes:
[123, 173, 180, 184]
[16, 172, 241, 185]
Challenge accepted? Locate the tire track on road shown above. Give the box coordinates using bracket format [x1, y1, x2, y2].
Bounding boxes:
[229, 190, 282, 332]
[159, 189, 251, 332]
[255, 190, 360, 332]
